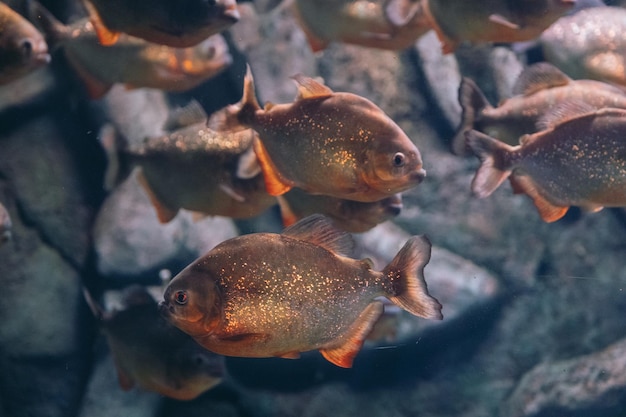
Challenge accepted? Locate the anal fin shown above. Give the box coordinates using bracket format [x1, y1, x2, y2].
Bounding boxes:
[511, 175, 568, 222]
[319, 301, 384, 368]
[253, 137, 292, 196]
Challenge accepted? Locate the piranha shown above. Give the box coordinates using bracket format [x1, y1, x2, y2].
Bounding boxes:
[211, 66, 426, 202]
[160, 214, 442, 368]
[453, 62, 626, 154]
[0, 202, 11, 245]
[540, 6, 626, 86]
[0, 1, 50, 85]
[99, 102, 276, 223]
[30, 2, 232, 99]
[277, 188, 403, 233]
[465, 107, 626, 223]
[423, 0, 575, 54]
[291, 0, 432, 51]
[83, 285, 225, 400]
[80, 0, 239, 47]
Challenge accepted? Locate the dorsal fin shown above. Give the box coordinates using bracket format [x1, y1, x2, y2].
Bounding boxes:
[535, 99, 598, 130]
[512, 62, 571, 96]
[291, 74, 333, 99]
[282, 214, 354, 257]
[163, 100, 207, 131]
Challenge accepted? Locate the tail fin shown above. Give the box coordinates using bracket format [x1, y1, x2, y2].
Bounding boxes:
[27, 0, 70, 50]
[384, 235, 443, 320]
[465, 130, 515, 198]
[452, 77, 493, 156]
[207, 64, 261, 132]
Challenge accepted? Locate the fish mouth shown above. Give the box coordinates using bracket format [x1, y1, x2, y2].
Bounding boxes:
[221, 3, 241, 21]
[158, 301, 173, 318]
[412, 168, 426, 183]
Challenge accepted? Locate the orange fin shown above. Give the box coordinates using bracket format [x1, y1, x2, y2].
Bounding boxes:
[384, 235, 443, 320]
[64, 51, 112, 99]
[290, 1, 329, 52]
[283, 214, 354, 257]
[511, 175, 569, 223]
[488, 14, 520, 30]
[291, 74, 333, 99]
[135, 169, 178, 223]
[276, 195, 299, 228]
[253, 137, 292, 196]
[277, 351, 300, 359]
[112, 360, 134, 391]
[319, 301, 384, 368]
[83, 0, 120, 46]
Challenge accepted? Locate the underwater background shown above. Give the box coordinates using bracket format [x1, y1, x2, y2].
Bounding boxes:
[2, 0, 626, 416]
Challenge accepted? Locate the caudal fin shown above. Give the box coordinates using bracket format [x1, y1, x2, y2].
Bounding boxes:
[207, 65, 261, 132]
[465, 130, 515, 198]
[452, 77, 492, 156]
[384, 235, 443, 320]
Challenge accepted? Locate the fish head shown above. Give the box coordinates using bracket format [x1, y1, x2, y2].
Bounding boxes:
[166, 341, 225, 398]
[363, 133, 426, 195]
[160, 264, 222, 338]
[188, 34, 233, 75]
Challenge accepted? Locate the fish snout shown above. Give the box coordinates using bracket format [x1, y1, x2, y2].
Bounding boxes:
[220, 0, 241, 21]
[158, 300, 173, 318]
[412, 168, 426, 183]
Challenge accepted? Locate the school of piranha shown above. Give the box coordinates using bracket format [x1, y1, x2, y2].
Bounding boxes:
[2, 0, 626, 403]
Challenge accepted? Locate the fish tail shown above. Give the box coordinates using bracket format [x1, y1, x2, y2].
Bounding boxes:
[452, 77, 492, 156]
[27, 0, 70, 50]
[384, 236, 443, 320]
[206, 65, 260, 132]
[465, 130, 514, 198]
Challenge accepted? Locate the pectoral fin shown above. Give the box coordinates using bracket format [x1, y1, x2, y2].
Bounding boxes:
[83, 0, 120, 45]
[253, 138, 292, 196]
[277, 351, 300, 359]
[319, 301, 384, 368]
[276, 195, 299, 227]
[64, 52, 111, 99]
[135, 169, 179, 223]
[112, 361, 135, 391]
[488, 14, 520, 30]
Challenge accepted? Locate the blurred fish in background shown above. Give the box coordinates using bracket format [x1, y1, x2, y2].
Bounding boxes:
[30, 1, 232, 98]
[0, 1, 49, 85]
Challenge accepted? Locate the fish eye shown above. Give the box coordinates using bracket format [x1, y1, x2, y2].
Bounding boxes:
[174, 290, 188, 305]
[21, 40, 33, 57]
[392, 152, 406, 168]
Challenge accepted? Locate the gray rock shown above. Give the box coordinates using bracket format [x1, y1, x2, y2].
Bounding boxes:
[502, 336, 626, 417]
[0, 182, 82, 356]
[0, 114, 96, 266]
[230, 3, 317, 104]
[93, 172, 239, 279]
[414, 30, 462, 131]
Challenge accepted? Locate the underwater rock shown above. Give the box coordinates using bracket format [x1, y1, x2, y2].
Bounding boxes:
[0, 183, 83, 356]
[78, 352, 161, 417]
[414, 30, 462, 132]
[0, 113, 98, 266]
[502, 336, 626, 417]
[230, 3, 317, 104]
[93, 172, 239, 279]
